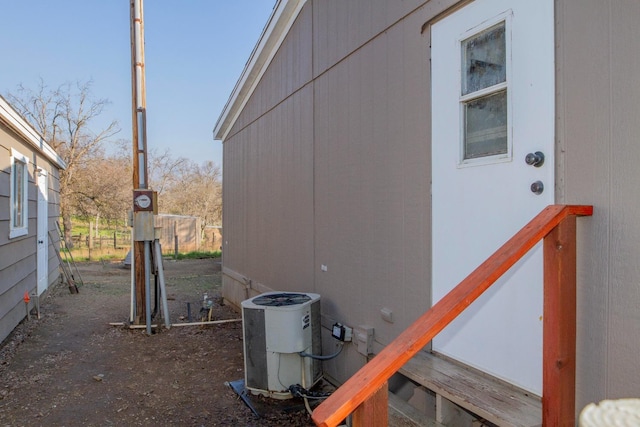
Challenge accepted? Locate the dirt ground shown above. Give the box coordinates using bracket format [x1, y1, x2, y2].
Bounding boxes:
[0, 259, 318, 426]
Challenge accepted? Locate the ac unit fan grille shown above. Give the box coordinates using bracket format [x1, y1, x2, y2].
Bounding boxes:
[251, 293, 311, 307]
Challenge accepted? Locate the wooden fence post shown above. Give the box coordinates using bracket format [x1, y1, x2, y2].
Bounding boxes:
[174, 221, 178, 259]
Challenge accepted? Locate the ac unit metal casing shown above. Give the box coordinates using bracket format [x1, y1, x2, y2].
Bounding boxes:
[241, 292, 322, 399]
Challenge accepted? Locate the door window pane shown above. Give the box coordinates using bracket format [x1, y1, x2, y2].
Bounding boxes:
[460, 20, 509, 162]
[462, 23, 506, 95]
[463, 90, 508, 159]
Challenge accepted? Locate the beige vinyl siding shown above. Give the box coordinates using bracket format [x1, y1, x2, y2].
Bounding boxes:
[228, 3, 313, 139]
[223, 85, 315, 300]
[312, 0, 426, 78]
[557, 0, 640, 406]
[313, 8, 431, 349]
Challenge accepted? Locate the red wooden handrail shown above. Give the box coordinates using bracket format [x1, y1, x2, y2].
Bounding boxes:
[312, 205, 593, 427]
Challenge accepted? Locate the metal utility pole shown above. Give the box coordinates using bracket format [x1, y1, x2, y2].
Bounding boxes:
[130, 0, 153, 328]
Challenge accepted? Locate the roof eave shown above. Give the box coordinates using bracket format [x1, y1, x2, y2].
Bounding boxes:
[213, 0, 307, 142]
[0, 95, 67, 169]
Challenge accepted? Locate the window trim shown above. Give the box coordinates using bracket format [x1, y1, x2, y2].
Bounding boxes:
[9, 148, 30, 239]
[457, 11, 513, 168]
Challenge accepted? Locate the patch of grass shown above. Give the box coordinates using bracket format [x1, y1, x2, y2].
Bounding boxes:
[173, 250, 221, 260]
[68, 216, 128, 238]
[67, 247, 222, 263]
[65, 247, 129, 263]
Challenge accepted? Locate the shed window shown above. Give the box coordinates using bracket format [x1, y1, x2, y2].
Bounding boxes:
[10, 148, 29, 238]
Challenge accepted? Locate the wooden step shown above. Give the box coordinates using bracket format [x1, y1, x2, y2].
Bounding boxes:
[398, 351, 541, 427]
[389, 391, 446, 427]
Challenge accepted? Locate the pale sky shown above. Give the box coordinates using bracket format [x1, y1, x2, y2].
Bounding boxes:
[0, 0, 277, 168]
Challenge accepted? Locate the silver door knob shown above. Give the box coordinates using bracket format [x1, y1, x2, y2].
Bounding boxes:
[525, 151, 545, 167]
[531, 181, 544, 195]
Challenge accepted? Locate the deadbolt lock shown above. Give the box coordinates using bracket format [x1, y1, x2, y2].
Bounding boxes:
[530, 181, 544, 195]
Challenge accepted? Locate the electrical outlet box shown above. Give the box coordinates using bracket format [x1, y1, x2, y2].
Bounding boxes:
[354, 326, 374, 356]
[331, 323, 353, 342]
[380, 307, 394, 323]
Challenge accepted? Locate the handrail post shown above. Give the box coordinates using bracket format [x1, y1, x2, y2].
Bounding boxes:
[543, 214, 577, 426]
[352, 381, 388, 427]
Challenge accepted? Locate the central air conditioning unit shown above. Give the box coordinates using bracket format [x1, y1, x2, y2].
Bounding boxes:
[241, 291, 322, 399]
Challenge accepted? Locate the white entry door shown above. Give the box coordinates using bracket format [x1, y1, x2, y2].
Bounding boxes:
[36, 169, 48, 295]
[431, 0, 554, 394]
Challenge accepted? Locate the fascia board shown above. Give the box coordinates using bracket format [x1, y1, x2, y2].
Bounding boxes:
[213, 0, 306, 141]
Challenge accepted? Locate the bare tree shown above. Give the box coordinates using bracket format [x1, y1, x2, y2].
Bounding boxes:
[148, 148, 188, 196]
[157, 158, 222, 233]
[72, 147, 131, 225]
[6, 79, 120, 245]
